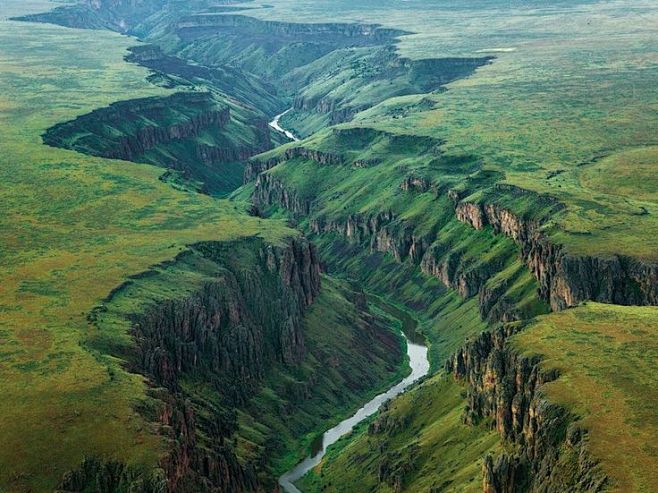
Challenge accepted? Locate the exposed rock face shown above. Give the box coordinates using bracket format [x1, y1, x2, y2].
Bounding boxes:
[446, 326, 608, 493]
[130, 238, 320, 492]
[112, 108, 230, 162]
[57, 457, 166, 493]
[455, 199, 658, 310]
[253, 173, 313, 217]
[175, 14, 407, 44]
[44, 92, 230, 161]
[244, 147, 347, 185]
[400, 176, 431, 193]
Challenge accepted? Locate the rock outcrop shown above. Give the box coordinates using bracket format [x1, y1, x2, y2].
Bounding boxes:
[43, 92, 277, 195]
[251, 146, 658, 312]
[254, 175, 525, 322]
[446, 326, 608, 492]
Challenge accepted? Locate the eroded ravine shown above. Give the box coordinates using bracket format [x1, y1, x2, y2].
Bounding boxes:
[279, 298, 429, 493]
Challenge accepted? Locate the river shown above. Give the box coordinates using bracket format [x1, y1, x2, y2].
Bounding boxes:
[278, 300, 430, 492]
[269, 108, 300, 142]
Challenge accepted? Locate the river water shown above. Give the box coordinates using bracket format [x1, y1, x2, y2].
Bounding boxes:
[278, 306, 430, 492]
[269, 108, 300, 142]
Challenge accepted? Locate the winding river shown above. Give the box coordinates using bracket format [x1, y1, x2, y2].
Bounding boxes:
[269, 108, 300, 142]
[279, 299, 430, 492]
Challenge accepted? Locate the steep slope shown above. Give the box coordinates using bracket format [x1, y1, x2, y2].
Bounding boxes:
[44, 92, 283, 196]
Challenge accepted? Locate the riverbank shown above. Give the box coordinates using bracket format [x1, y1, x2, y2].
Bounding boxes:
[280, 298, 430, 493]
[270, 108, 300, 141]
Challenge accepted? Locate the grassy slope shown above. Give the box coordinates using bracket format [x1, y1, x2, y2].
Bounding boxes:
[0, 3, 291, 491]
[297, 375, 501, 493]
[513, 303, 658, 492]
[287, 245, 504, 492]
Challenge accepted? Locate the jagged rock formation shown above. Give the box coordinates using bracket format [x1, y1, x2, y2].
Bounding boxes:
[251, 151, 658, 312]
[129, 238, 319, 492]
[252, 174, 536, 324]
[446, 326, 608, 492]
[61, 238, 323, 493]
[253, 173, 313, 217]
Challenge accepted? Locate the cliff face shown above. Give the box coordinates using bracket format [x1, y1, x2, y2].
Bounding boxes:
[245, 147, 347, 183]
[130, 238, 320, 492]
[252, 155, 658, 312]
[454, 199, 658, 310]
[446, 326, 607, 493]
[253, 175, 530, 323]
[111, 108, 231, 162]
[175, 14, 407, 41]
[253, 173, 313, 217]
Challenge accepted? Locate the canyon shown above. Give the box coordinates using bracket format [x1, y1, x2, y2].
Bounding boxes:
[1, 0, 657, 492]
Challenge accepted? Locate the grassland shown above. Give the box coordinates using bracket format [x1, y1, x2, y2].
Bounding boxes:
[0, 2, 291, 490]
[513, 303, 658, 492]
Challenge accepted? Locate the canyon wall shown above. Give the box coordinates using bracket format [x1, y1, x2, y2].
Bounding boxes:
[252, 173, 536, 324]
[44, 92, 277, 195]
[454, 197, 658, 310]
[132, 239, 320, 492]
[446, 326, 608, 493]
[252, 163, 658, 312]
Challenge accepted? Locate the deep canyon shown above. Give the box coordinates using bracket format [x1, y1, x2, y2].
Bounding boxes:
[0, 1, 657, 492]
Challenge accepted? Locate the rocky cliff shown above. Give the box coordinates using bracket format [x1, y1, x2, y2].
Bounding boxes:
[245, 147, 347, 183]
[130, 238, 320, 492]
[446, 326, 608, 492]
[251, 152, 658, 312]
[253, 174, 533, 323]
[454, 193, 658, 310]
[44, 92, 277, 195]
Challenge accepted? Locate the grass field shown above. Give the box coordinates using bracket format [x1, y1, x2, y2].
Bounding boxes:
[0, 2, 291, 490]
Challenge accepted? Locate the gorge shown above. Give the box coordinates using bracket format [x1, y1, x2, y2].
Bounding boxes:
[0, 1, 657, 492]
